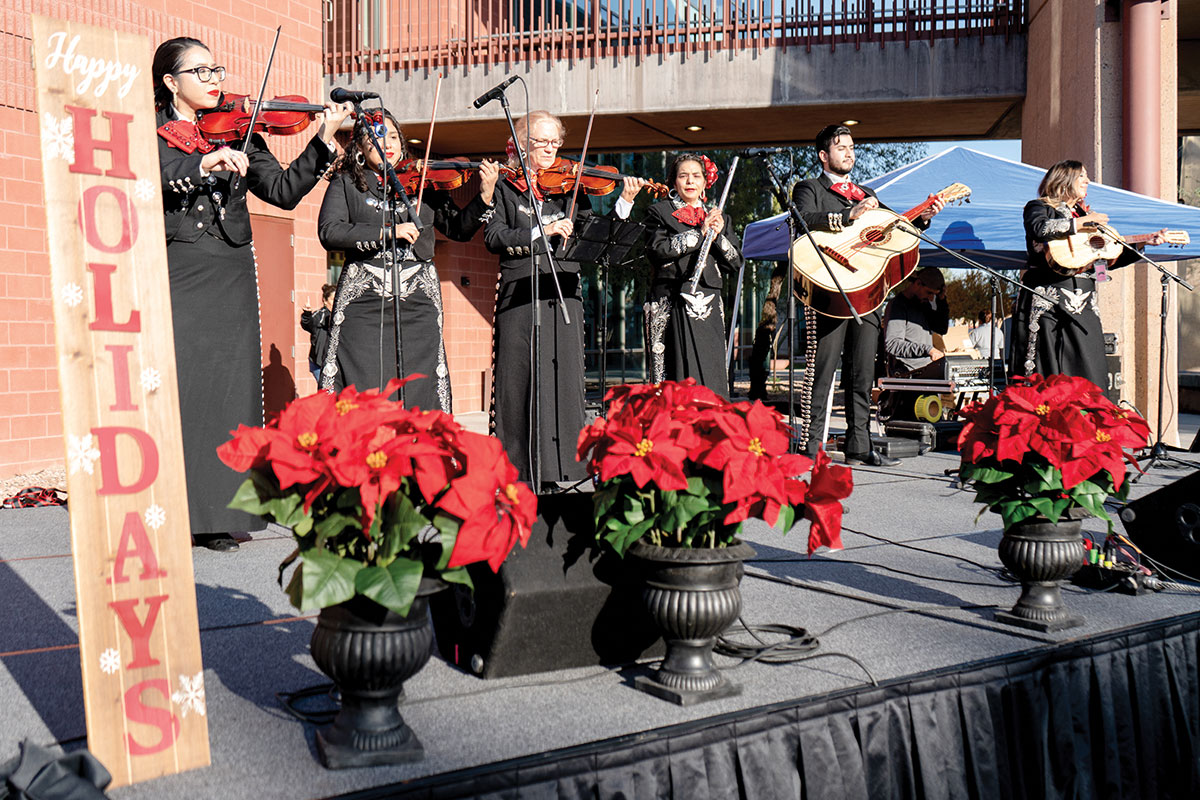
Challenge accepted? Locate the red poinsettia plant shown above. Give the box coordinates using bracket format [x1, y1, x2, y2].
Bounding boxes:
[576, 380, 853, 555]
[958, 373, 1150, 531]
[217, 378, 536, 616]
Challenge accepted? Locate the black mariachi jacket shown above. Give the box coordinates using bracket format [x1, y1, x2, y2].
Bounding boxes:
[791, 173, 931, 234]
[156, 108, 334, 246]
[483, 179, 597, 282]
[1022, 199, 1139, 275]
[643, 197, 743, 291]
[316, 169, 491, 266]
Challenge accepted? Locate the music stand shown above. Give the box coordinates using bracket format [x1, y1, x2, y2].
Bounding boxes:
[558, 216, 645, 402]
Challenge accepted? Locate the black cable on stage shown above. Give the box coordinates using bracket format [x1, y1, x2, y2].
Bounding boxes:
[748, 556, 1009, 588]
[840, 525, 1005, 575]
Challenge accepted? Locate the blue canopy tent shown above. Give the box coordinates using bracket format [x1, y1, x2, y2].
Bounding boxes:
[741, 146, 1200, 267]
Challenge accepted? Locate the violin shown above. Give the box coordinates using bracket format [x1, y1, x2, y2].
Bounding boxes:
[534, 157, 669, 198]
[197, 92, 345, 144]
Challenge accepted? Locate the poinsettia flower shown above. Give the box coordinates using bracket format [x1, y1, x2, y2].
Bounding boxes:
[803, 449, 853, 553]
[701, 401, 793, 505]
[216, 424, 277, 472]
[265, 389, 337, 489]
[441, 432, 534, 571]
[595, 413, 691, 491]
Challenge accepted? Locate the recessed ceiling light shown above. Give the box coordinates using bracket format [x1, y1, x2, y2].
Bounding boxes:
[842, 119, 859, 126]
[686, 125, 703, 132]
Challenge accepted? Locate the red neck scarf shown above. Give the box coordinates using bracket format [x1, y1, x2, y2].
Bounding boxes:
[157, 119, 214, 154]
[672, 204, 706, 227]
[829, 181, 865, 202]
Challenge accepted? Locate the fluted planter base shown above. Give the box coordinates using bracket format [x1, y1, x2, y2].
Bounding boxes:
[628, 539, 755, 706]
[310, 582, 442, 769]
[995, 513, 1086, 633]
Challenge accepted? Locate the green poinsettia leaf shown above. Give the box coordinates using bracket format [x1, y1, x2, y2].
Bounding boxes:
[294, 548, 361, 611]
[998, 499, 1039, 530]
[228, 475, 270, 514]
[440, 565, 474, 590]
[432, 511, 461, 570]
[608, 518, 655, 558]
[774, 503, 797, 534]
[378, 490, 427, 564]
[313, 508, 358, 545]
[355, 557, 424, 616]
[961, 464, 1016, 484]
[593, 484, 621, 520]
[621, 492, 646, 526]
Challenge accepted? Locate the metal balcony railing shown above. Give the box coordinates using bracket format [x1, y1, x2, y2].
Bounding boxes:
[325, 0, 1025, 76]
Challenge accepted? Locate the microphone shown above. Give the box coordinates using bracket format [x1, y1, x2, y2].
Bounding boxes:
[743, 147, 787, 156]
[329, 87, 379, 104]
[473, 76, 519, 109]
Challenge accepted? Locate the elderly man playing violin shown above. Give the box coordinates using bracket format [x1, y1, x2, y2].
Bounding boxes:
[484, 110, 647, 489]
[152, 36, 352, 552]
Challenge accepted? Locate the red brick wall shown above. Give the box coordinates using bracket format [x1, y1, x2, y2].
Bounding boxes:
[0, 0, 328, 479]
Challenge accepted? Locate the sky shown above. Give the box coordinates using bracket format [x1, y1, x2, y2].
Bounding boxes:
[926, 139, 1022, 162]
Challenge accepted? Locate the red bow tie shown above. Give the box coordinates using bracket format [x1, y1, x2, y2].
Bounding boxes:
[830, 182, 866, 202]
[672, 205, 707, 227]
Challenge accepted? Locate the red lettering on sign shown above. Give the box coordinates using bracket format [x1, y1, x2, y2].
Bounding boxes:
[79, 185, 138, 253]
[65, 106, 135, 180]
[87, 263, 141, 333]
[123, 679, 181, 756]
[109, 594, 169, 670]
[104, 344, 138, 412]
[107, 512, 166, 585]
[94, 426, 159, 495]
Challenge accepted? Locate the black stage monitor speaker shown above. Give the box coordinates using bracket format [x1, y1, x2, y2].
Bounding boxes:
[1119, 470, 1200, 576]
[429, 492, 663, 679]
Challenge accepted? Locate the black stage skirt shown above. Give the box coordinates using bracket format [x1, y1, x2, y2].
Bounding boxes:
[1010, 268, 1107, 389]
[647, 282, 728, 395]
[494, 272, 586, 485]
[167, 234, 266, 535]
[327, 267, 450, 412]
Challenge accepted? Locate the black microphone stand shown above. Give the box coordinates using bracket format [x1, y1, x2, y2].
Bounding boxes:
[489, 84, 572, 487]
[1094, 228, 1196, 477]
[757, 159, 861, 453]
[357, 101, 424, 407]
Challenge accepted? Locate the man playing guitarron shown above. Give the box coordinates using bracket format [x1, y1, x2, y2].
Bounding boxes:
[792, 124, 943, 466]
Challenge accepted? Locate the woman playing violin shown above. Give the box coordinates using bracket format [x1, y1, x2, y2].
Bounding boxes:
[642, 153, 744, 394]
[153, 37, 352, 551]
[316, 110, 499, 411]
[1011, 160, 1167, 387]
[484, 110, 645, 486]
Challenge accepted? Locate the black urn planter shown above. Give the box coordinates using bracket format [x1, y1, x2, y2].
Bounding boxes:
[627, 539, 755, 706]
[309, 580, 442, 769]
[995, 511, 1087, 632]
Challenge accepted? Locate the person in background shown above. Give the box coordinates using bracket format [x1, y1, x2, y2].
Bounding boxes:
[968, 309, 1004, 361]
[300, 284, 336, 384]
[883, 267, 950, 379]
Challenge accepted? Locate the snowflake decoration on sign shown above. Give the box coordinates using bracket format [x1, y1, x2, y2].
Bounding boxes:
[144, 504, 165, 530]
[40, 113, 75, 164]
[140, 367, 162, 393]
[133, 178, 155, 202]
[99, 648, 121, 675]
[68, 433, 101, 475]
[59, 282, 84, 308]
[171, 672, 206, 718]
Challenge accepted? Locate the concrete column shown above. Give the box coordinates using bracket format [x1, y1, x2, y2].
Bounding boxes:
[1123, 0, 1161, 195]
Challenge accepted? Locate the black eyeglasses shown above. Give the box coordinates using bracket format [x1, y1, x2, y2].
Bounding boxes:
[175, 65, 227, 83]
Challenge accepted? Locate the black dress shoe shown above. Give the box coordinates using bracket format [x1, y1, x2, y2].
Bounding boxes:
[193, 533, 240, 552]
[844, 450, 900, 467]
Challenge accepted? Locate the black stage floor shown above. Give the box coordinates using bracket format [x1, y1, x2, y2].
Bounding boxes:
[2, 447, 1199, 798]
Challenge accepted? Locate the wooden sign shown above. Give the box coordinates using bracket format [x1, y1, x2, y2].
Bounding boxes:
[31, 15, 210, 786]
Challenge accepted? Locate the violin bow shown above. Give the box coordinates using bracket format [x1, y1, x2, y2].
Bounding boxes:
[414, 72, 444, 213]
[230, 25, 281, 193]
[565, 89, 599, 221]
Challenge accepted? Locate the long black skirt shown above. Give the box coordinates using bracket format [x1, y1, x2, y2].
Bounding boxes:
[167, 234, 266, 535]
[493, 272, 586, 485]
[647, 284, 728, 395]
[325, 269, 450, 412]
[1010, 268, 1108, 389]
